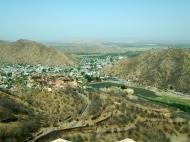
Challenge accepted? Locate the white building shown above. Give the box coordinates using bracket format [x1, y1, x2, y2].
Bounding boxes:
[118, 138, 136, 142]
[51, 138, 71, 142]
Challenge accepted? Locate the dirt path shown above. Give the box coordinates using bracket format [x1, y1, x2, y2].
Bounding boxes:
[78, 93, 91, 117]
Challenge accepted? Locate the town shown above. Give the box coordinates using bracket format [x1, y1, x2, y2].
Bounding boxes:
[0, 54, 125, 93]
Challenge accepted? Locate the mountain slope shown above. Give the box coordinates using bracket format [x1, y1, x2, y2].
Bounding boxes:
[103, 48, 190, 94]
[0, 39, 73, 66]
[0, 89, 40, 141]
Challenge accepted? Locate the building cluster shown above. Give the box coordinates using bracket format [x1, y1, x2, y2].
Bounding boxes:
[75, 55, 124, 81]
[27, 73, 78, 91]
[0, 54, 125, 92]
[0, 64, 73, 91]
[79, 55, 123, 72]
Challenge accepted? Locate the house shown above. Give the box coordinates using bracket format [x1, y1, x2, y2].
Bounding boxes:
[51, 138, 71, 142]
[118, 138, 136, 142]
[47, 87, 52, 92]
[125, 88, 134, 95]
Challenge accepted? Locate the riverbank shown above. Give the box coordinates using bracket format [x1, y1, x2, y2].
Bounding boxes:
[88, 80, 190, 113]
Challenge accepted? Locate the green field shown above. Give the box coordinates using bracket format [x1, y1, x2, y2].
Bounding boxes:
[89, 82, 190, 113]
[134, 87, 190, 112]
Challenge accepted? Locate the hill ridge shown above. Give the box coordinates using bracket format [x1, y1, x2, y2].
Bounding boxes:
[103, 48, 190, 94]
[0, 39, 73, 66]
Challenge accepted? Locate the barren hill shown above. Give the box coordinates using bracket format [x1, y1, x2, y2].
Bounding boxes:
[0, 39, 73, 66]
[103, 48, 190, 94]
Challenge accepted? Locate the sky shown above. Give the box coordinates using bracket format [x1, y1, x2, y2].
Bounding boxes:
[0, 0, 190, 42]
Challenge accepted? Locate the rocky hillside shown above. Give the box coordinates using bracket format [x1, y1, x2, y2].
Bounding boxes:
[103, 48, 190, 94]
[0, 39, 73, 66]
[0, 89, 40, 141]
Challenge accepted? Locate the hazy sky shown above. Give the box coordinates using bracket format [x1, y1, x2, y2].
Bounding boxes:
[0, 0, 190, 41]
